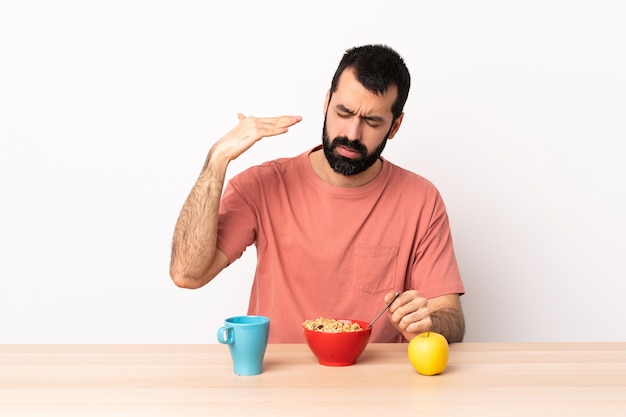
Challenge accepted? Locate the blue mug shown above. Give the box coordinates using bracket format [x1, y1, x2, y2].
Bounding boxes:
[217, 315, 270, 376]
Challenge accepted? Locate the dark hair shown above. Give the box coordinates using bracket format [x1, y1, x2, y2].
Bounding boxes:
[330, 44, 411, 120]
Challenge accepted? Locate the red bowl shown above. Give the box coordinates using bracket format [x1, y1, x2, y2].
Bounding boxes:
[303, 319, 372, 366]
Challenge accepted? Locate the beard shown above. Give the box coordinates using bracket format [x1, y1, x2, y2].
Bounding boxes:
[322, 119, 388, 176]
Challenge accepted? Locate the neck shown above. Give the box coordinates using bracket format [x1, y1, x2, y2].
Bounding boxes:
[308, 147, 382, 188]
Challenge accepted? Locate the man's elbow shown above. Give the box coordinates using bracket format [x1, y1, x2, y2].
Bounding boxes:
[169, 267, 207, 289]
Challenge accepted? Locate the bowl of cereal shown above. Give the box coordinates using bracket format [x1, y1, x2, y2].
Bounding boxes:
[302, 318, 372, 366]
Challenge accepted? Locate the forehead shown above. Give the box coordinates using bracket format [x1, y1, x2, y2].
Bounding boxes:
[331, 68, 398, 116]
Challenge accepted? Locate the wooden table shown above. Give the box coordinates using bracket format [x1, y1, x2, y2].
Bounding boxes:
[1, 343, 625, 416]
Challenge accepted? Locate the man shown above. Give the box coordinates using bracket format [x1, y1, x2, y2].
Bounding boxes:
[170, 44, 465, 343]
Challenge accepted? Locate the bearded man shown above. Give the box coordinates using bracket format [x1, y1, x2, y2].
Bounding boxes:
[170, 44, 465, 343]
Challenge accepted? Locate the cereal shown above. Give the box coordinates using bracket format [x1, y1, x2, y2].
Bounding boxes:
[302, 317, 363, 333]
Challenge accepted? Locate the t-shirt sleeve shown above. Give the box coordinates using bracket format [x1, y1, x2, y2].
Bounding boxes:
[411, 191, 465, 298]
[216, 178, 258, 264]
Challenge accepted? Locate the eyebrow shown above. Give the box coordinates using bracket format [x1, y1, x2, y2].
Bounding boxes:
[335, 104, 386, 124]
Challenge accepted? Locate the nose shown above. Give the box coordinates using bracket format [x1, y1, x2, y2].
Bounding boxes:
[343, 117, 363, 141]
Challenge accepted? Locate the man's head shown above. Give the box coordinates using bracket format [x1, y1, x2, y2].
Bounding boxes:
[330, 44, 411, 121]
[323, 45, 411, 177]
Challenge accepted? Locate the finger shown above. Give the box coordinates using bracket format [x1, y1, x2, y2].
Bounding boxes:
[237, 113, 246, 122]
[274, 115, 302, 129]
[254, 116, 302, 137]
[405, 316, 432, 334]
[387, 290, 414, 314]
[384, 291, 398, 303]
[390, 295, 426, 323]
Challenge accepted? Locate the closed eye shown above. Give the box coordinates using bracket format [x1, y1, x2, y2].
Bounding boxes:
[363, 117, 384, 128]
[335, 105, 385, 128]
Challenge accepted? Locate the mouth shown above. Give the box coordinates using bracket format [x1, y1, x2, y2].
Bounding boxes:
[335, 145, 362, 159]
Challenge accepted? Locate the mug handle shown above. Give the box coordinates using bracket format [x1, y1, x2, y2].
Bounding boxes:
[217, 324, 234, 344]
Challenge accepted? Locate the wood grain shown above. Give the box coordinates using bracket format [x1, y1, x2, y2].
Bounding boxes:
[1, 343, 625, 416]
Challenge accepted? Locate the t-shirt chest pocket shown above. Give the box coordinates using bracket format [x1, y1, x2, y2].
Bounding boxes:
[351, 245, 399, 294]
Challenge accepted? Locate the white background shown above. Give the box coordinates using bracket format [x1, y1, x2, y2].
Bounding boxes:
[1, 1, 625, 343]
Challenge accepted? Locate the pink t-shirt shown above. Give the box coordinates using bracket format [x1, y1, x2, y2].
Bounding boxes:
[217, 146, 464, 343]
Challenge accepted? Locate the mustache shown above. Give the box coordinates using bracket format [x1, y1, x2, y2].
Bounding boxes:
[331, 136, 368, 156]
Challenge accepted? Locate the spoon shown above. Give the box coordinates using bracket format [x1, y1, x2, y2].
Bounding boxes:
[366, 291, 401, 330]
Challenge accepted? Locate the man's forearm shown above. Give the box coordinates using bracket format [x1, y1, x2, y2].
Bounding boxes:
[430, 306, 465, 343]
[170, 152, 228, 288]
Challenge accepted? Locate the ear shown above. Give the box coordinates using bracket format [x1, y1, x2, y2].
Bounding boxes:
[387, 113, 404, 139]
[323, 89, 330, 115]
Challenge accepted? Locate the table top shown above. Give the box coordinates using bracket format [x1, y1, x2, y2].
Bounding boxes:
[1, 342, 625, 416]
